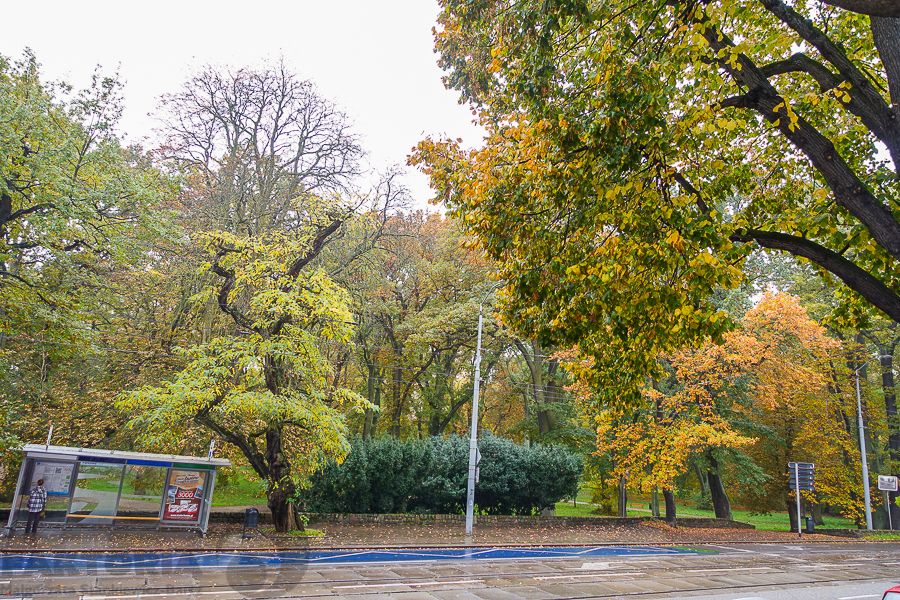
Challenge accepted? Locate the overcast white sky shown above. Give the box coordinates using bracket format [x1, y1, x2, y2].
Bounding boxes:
[2, 1, 482, 206]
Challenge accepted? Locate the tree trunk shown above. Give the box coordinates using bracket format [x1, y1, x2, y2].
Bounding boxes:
[651, 489, 660, 518]
[390, 364, 402, 436]
[876, 340, 900, 529]
[514, 339, 559, 436]
[663, 489, 677, 526]
[787, 491, 800, 532]
[265, 427, 297, 532]
[812, 503, 825, 526]
[707, 455, 733, 520]
[363, 363, 377, 438]
[880, 347, 899, 460]
[617, 476, 628, 518]
[694, 463, 711, 501]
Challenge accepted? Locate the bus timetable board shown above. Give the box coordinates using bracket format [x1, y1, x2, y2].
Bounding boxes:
[30, 461, 75, 496]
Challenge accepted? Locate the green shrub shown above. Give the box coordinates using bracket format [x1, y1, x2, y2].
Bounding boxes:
[304, 434, 581, 515]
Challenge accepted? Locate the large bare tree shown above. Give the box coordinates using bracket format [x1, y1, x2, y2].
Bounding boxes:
[158, 63, 363, 235]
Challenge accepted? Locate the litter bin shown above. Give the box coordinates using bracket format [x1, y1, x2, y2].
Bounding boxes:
[805, 516, 814, 533]
[243, 508, 260, 538]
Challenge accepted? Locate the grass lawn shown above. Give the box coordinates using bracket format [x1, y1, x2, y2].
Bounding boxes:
[168, 468, 868, 532]
[260, 527, 325, 537]
[553, 501, 653, 519]
[211, 470, 267, 507]
[861, 531, 900, 540]
[554, 490, 858, 531]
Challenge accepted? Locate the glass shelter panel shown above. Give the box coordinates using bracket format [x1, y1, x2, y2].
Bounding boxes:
[67, 462, 125, 525]
[117, 464, 167, 516]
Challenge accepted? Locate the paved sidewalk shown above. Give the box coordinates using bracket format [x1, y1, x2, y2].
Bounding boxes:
[0, 519, 849, 552]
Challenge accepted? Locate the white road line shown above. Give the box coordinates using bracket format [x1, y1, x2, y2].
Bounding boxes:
[837, 595, 880, 600]
[534, 572, 645, 581]
[333, 579, 484, 590]
[708, 545, 756, 553]
[571, 561, 660, 571]
[706, 545, 803, 561]
[686, 567, 770, 573]
[82, 589, 284, 600]
[577, 562, 611, 569]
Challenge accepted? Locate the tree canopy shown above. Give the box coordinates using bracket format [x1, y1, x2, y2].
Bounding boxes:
[413, 0, 900, 406]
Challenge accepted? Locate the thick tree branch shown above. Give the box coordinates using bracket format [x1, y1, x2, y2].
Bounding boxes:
[757, 0, 900, 169]
[209, 248, 255, 331]
[671, 171, 710, 213]
[285, 217, 343, 279]
[821, 0, 900, 17]
[719, 94, 757, 110]
[732, 228, 900, 321]
[759, 53, 841, 90]
[270, 216, 345, 337]
[195, 410, 269, 479]
[0, 202, 56, 226]
[697, 14, 900, 260]
[871, 16, 900, 129]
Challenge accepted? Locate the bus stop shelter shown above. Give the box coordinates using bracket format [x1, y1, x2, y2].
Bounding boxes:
[6, 445, 230, 534]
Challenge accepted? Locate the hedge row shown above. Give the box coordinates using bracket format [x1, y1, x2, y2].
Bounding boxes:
[303, 434, 582, 515]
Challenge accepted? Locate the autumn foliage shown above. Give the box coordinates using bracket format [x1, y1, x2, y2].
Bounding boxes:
[566, 293, 868, 521]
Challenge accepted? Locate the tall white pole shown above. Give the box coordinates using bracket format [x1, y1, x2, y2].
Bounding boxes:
[465, 307, 484, 536]
[856, 367, 873, 530]
[794, 462, 802, 538]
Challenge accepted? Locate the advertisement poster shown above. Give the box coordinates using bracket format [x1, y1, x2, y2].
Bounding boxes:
[162, 469, 207, 523]
[30, 461, 74, 496]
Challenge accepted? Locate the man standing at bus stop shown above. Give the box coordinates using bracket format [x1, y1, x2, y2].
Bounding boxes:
[25, 479, 46, 535]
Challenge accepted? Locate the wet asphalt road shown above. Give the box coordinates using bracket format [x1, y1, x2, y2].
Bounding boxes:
[0, 542, 897, 599]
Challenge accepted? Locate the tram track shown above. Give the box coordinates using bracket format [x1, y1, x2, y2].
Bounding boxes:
[17, 573, 898, 600]
[5, 552, 898, 600]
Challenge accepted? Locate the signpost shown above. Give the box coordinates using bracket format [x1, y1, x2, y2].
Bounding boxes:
[878, 475, 898, 531]
[788, 462, 814, 537]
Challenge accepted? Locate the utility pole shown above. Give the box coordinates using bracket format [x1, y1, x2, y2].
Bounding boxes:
[465, 307, 484, 536]
[856, 364, 873, 530]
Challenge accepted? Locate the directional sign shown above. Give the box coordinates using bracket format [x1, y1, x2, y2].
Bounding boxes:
[878, 475, 898, 492]
[788, 462, 815, 492]
[788, 462, 815, 538]
[788, 461, 814, 471]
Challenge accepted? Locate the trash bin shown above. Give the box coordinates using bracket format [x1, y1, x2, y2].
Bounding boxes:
[243, 508, 259, 538]
[805, 516, 814, 533]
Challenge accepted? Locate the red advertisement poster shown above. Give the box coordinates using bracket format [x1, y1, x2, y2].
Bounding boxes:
[162, 469, 206, 523]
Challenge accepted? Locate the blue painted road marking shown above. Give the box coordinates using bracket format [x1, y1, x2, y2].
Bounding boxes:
[0, 546, 699, 572]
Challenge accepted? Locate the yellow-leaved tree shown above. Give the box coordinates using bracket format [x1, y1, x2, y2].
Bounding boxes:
[118, 201, 369, 531]
[738, 293, 864, 527]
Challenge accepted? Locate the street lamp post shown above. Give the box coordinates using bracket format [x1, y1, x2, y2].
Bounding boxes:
[855, 365, 873, 531]
[854, 355, 891, 531]
[465, 283, 503, 537]
[464, 306, 484, 536]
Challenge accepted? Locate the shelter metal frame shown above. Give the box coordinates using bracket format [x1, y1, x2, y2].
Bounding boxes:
[6, 445, 230, 535]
